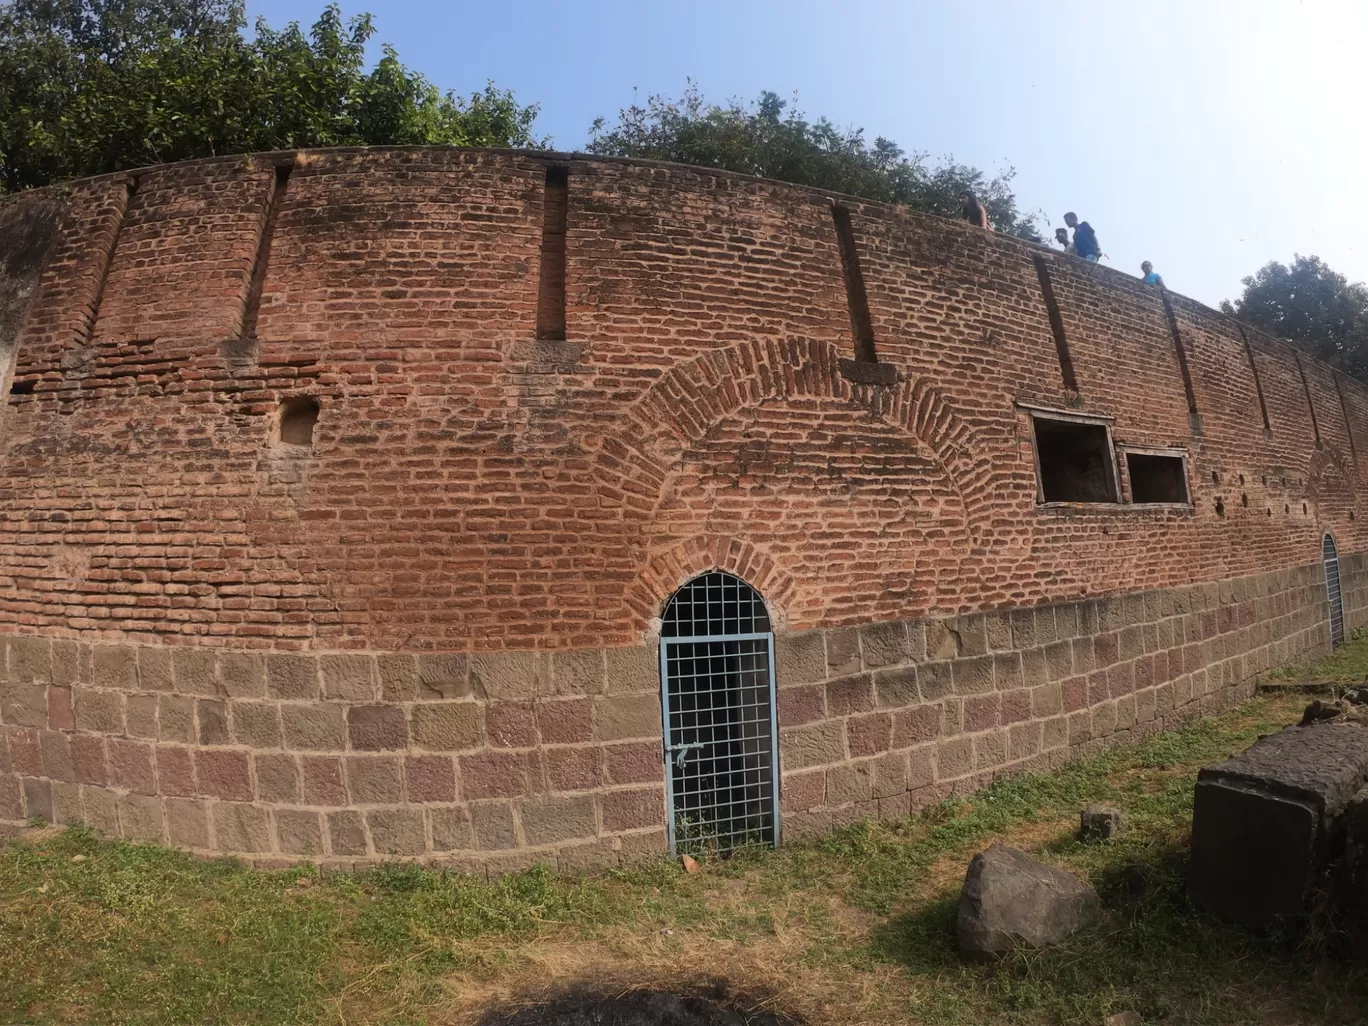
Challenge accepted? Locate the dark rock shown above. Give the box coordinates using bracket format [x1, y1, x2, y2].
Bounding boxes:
[956, 843, 1101, 960]
[1300, 698, 1368, 726]
[1189, 722, 1368, 927]
[1301, 698, 1347, 725]
[1343, 686, 1368, 706]
[1080, 803, 1126, 841]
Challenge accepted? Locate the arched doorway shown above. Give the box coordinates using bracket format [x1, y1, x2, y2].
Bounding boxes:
[659, 571, 780, 856]
[1324, 533, 1345, 649]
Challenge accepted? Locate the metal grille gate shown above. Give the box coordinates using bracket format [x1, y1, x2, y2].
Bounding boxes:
[1324, 533, 1345, 649]
[659, 572, 780, 856]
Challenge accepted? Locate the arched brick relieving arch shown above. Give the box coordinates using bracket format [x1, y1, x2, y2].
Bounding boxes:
[626, 535, 799, 630]
[597, 337, 999, 629]
[605, 337, 997, 530]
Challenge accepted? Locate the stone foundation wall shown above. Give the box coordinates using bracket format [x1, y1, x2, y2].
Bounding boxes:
[2, 559, 1356, 873]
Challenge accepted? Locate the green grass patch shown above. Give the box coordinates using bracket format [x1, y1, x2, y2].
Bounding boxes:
[1269, 624, 1368, 684]
[2, 681, 1366, 1024]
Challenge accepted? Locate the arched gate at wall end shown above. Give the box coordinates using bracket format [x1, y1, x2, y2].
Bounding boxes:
[659, 571, 780, 856]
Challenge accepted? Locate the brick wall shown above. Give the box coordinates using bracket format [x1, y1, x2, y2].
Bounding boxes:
[0, 148, 1362, 864]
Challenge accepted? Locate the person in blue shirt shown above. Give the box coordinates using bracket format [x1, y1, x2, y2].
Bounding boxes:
[1063, 212, 1100, 261]
[1141, 261, 1165, 287]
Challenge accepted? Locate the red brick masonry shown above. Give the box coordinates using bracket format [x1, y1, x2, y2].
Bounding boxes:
[0, 148, 1363, 869]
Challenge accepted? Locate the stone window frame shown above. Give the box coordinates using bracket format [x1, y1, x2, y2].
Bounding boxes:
[1018, 403, 1122, 508]
[1117, 444, 1193, 508]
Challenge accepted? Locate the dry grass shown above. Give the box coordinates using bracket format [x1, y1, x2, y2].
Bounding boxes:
[3, 682, 1367, 1026]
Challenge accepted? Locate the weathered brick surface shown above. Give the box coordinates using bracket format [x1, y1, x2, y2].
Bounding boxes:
[0, 149, 1362, 871]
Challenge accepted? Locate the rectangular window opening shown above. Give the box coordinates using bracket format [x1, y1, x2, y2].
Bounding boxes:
[1126, 451, 1190, 504]
[1032, 415, 1118, 503]
[536, 165, 569, 341]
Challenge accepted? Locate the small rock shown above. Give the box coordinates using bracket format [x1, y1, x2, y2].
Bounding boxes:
[681, 853, 700, 874]
[1303, 698, 1349, 725]
[956, 844, 1101, 961]
[1344, 686, 1368, 706]
[70, 854, 85, 863]
[659, 927, 674, 936]
[36, 883, 48, 894]
[1080, 804, 1126, 841]
[1105, 1012, 1143, 1026]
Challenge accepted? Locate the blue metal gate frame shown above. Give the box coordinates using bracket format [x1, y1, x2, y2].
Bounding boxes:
[659, 630, 781, 856]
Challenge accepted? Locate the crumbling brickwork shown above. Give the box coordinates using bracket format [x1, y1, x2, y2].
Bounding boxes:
[0, 148, 1362, 868]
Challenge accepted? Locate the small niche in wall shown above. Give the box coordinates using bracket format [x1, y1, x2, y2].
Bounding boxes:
[279, 396, 319, 447]
[1126, 452, 1190, 505]
[9, 379, 35, 396]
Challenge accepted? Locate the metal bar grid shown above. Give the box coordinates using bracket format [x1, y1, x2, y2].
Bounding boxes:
[1324, 534, 1345, 649]
[661, 634, 779, 856]
[661, 571, 772, 638]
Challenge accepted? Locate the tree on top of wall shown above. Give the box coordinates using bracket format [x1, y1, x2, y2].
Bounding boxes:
[0, 0, 543, 192]
[0, 2, 1043, 243]
[1221, 255, 1368, 384]
[588, 84, 1042, 240]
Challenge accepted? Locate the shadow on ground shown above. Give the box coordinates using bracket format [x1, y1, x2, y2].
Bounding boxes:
[475, 984, 804, 1026]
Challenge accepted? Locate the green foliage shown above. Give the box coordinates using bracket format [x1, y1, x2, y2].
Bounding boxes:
[1221, 254, 1368, 383]
[588, 84, 1041, 239]
[0, 0, 542, 192]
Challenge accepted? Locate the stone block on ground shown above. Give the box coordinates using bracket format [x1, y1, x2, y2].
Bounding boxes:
[1188, 721, 1368, 928]
[1343, 785, 1368, 939]
[956, 843, 1100, 960]
[1079, 803, 1126, 841]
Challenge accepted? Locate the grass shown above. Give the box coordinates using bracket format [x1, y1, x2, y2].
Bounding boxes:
[1268, 624, 1368, 686]
[3, 649, 1368, 1025]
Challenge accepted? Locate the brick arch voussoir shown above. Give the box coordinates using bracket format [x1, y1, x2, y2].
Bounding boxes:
[602, 339, 998, 630]
[601, 336, 992, 479]
[1307, 444, 1362, 523]
[625, 534, 799, 632]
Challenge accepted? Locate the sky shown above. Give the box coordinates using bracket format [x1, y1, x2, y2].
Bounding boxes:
[246, 0, 1368, 310]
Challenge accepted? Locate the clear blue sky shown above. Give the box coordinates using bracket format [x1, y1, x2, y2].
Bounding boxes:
[247, 0, 1368, 310]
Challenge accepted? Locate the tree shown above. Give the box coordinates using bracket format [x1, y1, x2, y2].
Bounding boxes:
[588, 84, 1041, 239]
[1221, 255, 1368, 382]
[0, 0, 542, 192]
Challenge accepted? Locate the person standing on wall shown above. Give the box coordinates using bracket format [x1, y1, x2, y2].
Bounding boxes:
[960, 190, 993, 231]
[1055, 228, 1075, 254]
[1064, 212, 1100, 261]
[1141, 261, 1165, 287]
